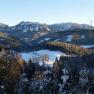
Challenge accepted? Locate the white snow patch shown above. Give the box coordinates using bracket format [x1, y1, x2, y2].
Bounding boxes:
[81, 35, 85, 39]
[0, 39, 4, 40]
[80, 45, 94, 48]
[45, 60, 53, 65]
[61, 75, 69, 84]
[30, 28, 34, 31]
[1, 85, 4, 89]
[38, 40, 44, 43]
[25, 38, 29, 40]
[40, 33, 47, 36]
[40, 86, 43, 90]
[66, 35, 73, 42]
[35, 27, 39, 31]
[23, 29, 28, 32]
[54, 39, 60, 42]
[20, 50, 66, 64]
[45, 27, 50, 31]
[44, 38, 50, 41]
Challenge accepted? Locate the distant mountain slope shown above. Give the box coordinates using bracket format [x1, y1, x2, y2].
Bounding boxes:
[0, 21, 94, 40]
[0, 32, 21, 48]
[0, 31, 31, 50]
[48, 22, 94, 32]
[31, 29, 94, 46]
[0, 21, 94, 51]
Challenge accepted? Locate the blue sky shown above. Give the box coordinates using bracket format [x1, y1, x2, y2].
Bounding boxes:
[0, 0, 94, 26]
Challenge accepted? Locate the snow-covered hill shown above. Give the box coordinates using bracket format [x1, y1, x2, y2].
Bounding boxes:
[0, 21, 94, 48]
[49, 23, 94, 32]
[12, 21, 50, 32]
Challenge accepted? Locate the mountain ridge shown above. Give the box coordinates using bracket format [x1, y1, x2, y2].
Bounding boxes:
[0, 21, 94, 51]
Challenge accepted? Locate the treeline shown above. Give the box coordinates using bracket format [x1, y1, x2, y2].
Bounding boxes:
[59, 53, 94, 73]
[0, 50, 24, 94]
[46, 42, 94, 55]
[52, 53, 94, 94]
[15, 53, 94, 94]
[0, 48, 94, 94]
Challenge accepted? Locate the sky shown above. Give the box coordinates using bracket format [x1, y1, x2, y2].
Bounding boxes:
[0, 0, 94, 26]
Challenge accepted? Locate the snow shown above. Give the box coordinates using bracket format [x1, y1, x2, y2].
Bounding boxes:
[81, 35, 85, 39]
[20, 50, 66, 64]
[59, 84, 64, 94]
[24, 78, 28, 82]
[35, 27, 39, 31]
[0, 38, 4, 40]
[45, 60, 53, 65]
[65, 35, 73, 42]
[44, 38, 50, 41]
[23, 29, 28, 32]
[61, 75, 69, 84]
[30, 28, 34, 31]
[38, 40, 44, 43]
[40, 86, 43, 90]
[54, 39, 60, 42]
[25, 38, 29, 40]
[80, 45, 94, 48]
[62, 68, 68, 74]
[40, 33, 47, 36]
[1, 85, 4, 89]
[45, 27, 50, 31]
[79, 78, 88, 86]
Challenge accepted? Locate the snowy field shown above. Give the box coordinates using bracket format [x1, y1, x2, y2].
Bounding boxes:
[20, 50, 66, 65]
[80, 45, 94, 48]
